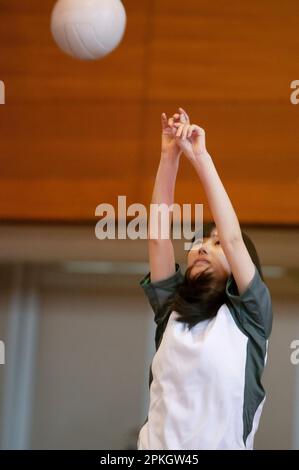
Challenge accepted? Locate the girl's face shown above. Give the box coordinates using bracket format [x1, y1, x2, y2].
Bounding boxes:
[187, 227, 231, 282]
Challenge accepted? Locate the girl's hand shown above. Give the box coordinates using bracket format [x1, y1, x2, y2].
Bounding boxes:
[161, 107, 190, 158]
[173, 120, 208, 162]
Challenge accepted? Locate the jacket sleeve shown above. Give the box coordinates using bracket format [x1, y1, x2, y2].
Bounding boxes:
[226, 264, 273, 339]
[140, 263, 185, 352]
[139, 262, 185, 325]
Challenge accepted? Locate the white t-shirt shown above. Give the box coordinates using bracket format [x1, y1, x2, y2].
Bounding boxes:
[137, 263, 272, 450]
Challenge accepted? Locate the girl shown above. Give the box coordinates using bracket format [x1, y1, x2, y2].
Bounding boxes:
[137, 108, 273, 450]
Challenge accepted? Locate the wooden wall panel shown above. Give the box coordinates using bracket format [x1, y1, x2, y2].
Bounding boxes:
[0, 103, 141, 179]
[0, 179, 132, 220]
[0, 0, 147, 103]
[0, 0, 298, 223]
[148, 0, 299, 102]
[0, 0, 151, 219]
[141, 0, 299, 223]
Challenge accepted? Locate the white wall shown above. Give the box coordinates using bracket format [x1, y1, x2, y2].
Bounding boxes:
[30, 276, 153, 450]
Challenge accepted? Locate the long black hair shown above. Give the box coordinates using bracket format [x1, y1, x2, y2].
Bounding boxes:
[167, 222, 263, 331]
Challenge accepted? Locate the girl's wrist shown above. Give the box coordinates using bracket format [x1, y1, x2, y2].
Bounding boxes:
[193, 151, 211, 165]
[160, 150, 181, 164]
[189, 151, 212, 175]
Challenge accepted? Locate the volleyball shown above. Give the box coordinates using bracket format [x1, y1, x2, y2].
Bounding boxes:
[50, 0, 127, 60]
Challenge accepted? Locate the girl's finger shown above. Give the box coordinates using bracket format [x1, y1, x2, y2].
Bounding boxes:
[194, 125, 205, 136]
[180, 112, 187, 121]
[176, 123, 185, 137]
[161, 113, 167, 128]
[178, 107, 190, 123]
[172, 113, 181, 125]
[182, 124, 190, 140]
[187, 125, 195, 138]
[168, 117, 174, 127]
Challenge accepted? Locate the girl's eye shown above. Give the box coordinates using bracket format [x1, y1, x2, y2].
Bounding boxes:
[215, 240, 220, 245]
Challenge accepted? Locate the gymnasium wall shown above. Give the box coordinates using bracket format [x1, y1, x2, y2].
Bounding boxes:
[0, 0, 298, 223]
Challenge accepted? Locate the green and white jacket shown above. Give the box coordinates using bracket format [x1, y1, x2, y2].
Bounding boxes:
[137, 263, 273, 450]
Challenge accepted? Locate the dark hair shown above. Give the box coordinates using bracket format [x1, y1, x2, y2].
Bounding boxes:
[167, 221, 264, 331]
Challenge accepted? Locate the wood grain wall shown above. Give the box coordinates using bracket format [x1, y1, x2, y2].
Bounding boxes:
[0, 0, 298, 223]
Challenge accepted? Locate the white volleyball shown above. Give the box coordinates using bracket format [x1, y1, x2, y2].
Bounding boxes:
[50, 0, 127, 60]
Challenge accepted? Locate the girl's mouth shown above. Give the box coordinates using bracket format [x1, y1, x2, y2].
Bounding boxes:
[194, 259, 210, 266]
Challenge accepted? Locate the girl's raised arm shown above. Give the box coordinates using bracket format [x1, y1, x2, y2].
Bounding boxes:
[147, 110, 186, 283]
[173, 111, 255, 295]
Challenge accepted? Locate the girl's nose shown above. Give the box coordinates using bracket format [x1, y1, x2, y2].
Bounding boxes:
[198, 244, 208, 255]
